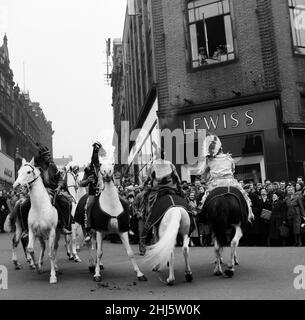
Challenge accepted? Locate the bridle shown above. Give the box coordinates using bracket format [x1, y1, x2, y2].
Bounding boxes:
[23, 164, 40, 188]
[98, 167, 115, 192]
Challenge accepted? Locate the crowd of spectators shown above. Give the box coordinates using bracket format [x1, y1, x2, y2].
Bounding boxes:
[117, 176, 305, 248]
[1, 176, 305, 249]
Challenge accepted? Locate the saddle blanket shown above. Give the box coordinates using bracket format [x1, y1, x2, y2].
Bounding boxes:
[91, 197, 130, 233]
[143, 194, 193, 236]
[199, 186, 248, 223]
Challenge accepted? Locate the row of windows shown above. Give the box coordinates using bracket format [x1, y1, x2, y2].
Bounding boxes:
[188, 0, 305, 70]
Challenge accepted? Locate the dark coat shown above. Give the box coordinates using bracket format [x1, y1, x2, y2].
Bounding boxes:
[285, 196, 305, 235]
[269, 200, 287, 240]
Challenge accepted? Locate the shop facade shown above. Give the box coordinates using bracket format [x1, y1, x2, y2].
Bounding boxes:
[159, 97, 288, 183]
[0, 150, 15, 190]
[127, 98, 161, 185]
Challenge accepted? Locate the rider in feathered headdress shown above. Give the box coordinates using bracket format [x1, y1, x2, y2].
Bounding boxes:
[199, 134, 254, 222]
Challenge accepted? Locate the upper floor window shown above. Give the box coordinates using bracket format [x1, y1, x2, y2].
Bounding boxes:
[188, 0, 235, 68]
[289, 0, 305, 54]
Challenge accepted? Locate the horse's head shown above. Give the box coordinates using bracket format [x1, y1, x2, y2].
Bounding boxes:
[99, 158, 114, 183]
[13, 158, 41, 190]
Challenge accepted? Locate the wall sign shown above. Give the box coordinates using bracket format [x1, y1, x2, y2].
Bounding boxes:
[179, 100, 277, 136]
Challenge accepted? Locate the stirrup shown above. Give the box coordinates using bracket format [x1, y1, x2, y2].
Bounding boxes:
[85, 234, 91, 242]
[62, 228, 72, 235]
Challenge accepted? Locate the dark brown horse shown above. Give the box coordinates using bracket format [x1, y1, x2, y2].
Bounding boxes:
[201, 187, 248, 277]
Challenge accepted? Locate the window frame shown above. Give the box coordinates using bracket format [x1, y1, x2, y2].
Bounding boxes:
[288, 0, 305, 55]
[186, 0, 237, 71]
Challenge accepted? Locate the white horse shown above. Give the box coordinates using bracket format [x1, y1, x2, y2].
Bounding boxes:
[13, 158, 61, 284]
[92, 159, 147, 282]
[144, 200, 193, 285]
[4, 201, 35, 270]
[64, 164, 83, 262]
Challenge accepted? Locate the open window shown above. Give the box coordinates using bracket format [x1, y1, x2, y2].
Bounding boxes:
[289, 0, 305, 54]
[188, 0, 235, 68]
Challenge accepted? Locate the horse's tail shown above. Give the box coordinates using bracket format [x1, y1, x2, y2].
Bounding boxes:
[144, 208, 181, 270]
[209, 198, 229, 247]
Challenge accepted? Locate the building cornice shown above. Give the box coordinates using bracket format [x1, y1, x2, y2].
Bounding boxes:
[157, 90, 281, 117]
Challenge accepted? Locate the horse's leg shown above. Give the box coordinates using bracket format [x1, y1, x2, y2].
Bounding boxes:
[213, 239, 223, 276]
[27, 228, 38, 270]
[182, 234, 193, 282]
[65, 234, 73, 260]
[12, 223, 22, 270]
[93, 231, 103, 282]
[225, 224, 242, 278]
[167, 251, 175, 285]
[48, 228, 57, 284]
[71, 223, 81, 262]
[118, 232, 147, 281]
[85, 228, 95, 274]
[20, 233, 35, 269]
[37, 237, 46, 274]
[53, 229, 61, 274]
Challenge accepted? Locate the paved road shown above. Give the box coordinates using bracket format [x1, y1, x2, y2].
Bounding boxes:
[0, 232, 305, 300]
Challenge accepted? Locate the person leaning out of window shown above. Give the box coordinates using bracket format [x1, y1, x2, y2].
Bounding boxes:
[285, 186, 305, 247]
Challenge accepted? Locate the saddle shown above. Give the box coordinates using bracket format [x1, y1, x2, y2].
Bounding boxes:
[91, 196, 130, 233]
[143, 192, 193, 237]
[199, 186, 248, 223]
[74, 194, 89, 226]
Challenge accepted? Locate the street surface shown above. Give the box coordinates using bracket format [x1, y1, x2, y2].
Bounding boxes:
[0, 232, 304, 300]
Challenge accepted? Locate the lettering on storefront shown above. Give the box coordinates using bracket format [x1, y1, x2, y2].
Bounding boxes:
[4, 168, 12, 178]
[183, 109, 254, 134]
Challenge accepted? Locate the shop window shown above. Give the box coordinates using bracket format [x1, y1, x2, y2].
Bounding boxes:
[289, 0, 305, 54]
[221, 134, 263, 157]
[188, 0, 235, 68]
[300, 93, 305, 117]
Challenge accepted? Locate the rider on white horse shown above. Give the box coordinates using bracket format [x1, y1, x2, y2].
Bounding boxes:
[141, 152, 190, 242]
[18, 143, 73, 234]
[79, 141, 103, 242]
[62, 162, 80, 203]
[199, 134, 254, 222]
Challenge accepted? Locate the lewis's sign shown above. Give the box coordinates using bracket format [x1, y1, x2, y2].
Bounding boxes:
[180, 100, 277, 136]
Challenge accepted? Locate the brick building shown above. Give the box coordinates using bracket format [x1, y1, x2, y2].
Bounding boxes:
[0, 34, 54, 188]
[111, 38, 126, 180]
[113, 0, 305, 183]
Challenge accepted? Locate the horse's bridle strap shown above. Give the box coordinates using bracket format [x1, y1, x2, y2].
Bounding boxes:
[24, 164, 40, 186]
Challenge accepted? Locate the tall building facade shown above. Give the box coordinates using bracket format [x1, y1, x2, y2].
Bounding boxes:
[0, 35, 54, 188]
[113, 0, 305, 183]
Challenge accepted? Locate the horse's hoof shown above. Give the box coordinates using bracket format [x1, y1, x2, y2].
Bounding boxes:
[74, 256, 81, 263]
[89, 266, 95, 274]
[137, 275, 148, 281]
[185, 272, 193, 282]
[166, 280, 175, 286]
[214, 270, 223, 277]
[234, 260, 239, 266]
[37, 268, 43, 274]
[50, 277, 57, 284]
[93, 276, 102, 282]
[152, 265, 160, 272]
[224, 269, 234, 278]
[13, 262, 22, 270]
